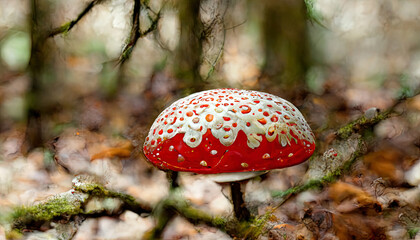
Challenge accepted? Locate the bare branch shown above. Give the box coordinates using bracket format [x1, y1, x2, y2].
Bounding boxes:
[118, 1, 162, 65]
[118, 0, 141, 65]
[48, 0, 104, 37]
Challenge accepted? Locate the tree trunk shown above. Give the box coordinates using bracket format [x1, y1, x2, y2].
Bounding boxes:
[174, 0, 204, 94]
[25, 0, 53, 151]
[259, 0, 309, 102]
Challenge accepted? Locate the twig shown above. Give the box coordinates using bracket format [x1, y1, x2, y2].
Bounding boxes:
[304, 0, 327, 28]
[139, 11, 161, 37]
[111, 1, 161, 99]
[335, 89, 418, 139]
[204, 26, 226, 80]
[118, 0, 141, 65]
[118, 2, 162, 65]
[48, 0, 104, 37]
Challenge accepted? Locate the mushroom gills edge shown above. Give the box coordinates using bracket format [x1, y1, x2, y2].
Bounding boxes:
[201, 170, 269, 183]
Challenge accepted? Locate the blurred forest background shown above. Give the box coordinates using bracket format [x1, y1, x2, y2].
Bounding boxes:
[1, 0, 420, 239]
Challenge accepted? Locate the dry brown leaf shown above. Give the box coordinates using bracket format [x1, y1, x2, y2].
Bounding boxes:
[328, 182, 382, 214]
[408, 94, 420, 111]
[273, 223, 296, 231]
[363, 148, 404, 184]
[332, 213, 388, 240]
[302, 208, 333, 238]
[269, 223, 306, 240]
[90, 140, 133, 161]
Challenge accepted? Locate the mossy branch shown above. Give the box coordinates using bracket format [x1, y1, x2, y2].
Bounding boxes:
[48, 0, 104, 37]
[73, 179, 152, 215]
[9, 176, 152, 233]
[145, 190, 259, 239]
[254, 95, 420, 237]
[336, 89, 419, 139]
[271, 90, 420, 202]
[271, 108, 395, 200]
[166, 193, 228, 231]
[11, 190, 86, 231]
[335, 109, 394, 140]
[272, 138, 365, 198]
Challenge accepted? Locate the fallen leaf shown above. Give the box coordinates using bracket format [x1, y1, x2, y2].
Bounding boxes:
[91, 140, 133, 161]
[333, 213, 388, 240]
[328, 182, 382, 214]
[302, 208, 333, 237]
[269, 223, 303, 240]
[273, 223, 296, 231]
[363, 148, 404, 185]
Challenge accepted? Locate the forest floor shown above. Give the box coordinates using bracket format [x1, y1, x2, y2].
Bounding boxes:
[1, 85, 420, 240]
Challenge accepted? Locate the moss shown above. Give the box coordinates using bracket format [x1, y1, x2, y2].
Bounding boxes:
[212, 216, 228, 228]
[57, 22, 72, 34]
[5, 229, 22, 239]
[272, 178, 324, 198]
[408, 227, 420, 239]
[166, 195, 228, 229]
[336, 120, 357, 139]
[248, 213, 271, 237]
[75, 182, 118, 200]
[75, 182, 107, 196]
[8, 180, 151, 234]
[272, 137, 365, 199]
[11, 194, 83, 231]
[304, 0, 325, 27]
[336, 109, 393, 140]
[73, 182, 151, 214]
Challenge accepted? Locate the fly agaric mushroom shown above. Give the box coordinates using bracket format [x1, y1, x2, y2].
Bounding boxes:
[143, 89, 315, 220]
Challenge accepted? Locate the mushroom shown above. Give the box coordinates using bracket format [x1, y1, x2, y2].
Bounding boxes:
[143, 89, 315, 220]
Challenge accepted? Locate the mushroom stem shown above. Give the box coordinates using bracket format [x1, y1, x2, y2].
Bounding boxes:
[166, 170, 179, 189]
[230, 181, 250, 221]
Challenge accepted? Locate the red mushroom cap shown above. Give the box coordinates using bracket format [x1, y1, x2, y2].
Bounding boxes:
[143, 89, 315, 174]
